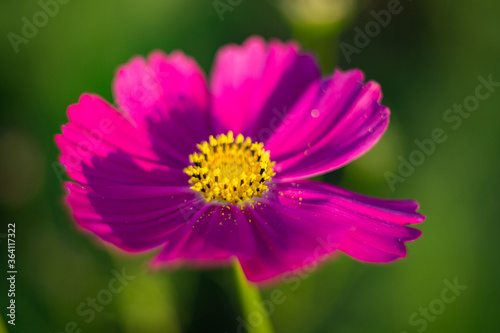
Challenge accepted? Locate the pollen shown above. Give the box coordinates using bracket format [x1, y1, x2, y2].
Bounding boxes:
[184, 131, 276, 205]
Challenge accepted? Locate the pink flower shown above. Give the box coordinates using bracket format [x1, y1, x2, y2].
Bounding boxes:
[57, 36, 425, 284]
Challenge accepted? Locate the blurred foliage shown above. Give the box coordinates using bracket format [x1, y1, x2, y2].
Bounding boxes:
[1, 0, 499, 332]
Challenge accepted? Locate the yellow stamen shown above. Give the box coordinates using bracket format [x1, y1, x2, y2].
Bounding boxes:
[184, 131, 276, 205]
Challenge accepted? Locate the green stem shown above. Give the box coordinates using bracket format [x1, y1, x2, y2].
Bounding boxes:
[233, 262, 274, 333]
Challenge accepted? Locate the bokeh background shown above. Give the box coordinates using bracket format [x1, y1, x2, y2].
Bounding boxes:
[1, 0, 499, 332]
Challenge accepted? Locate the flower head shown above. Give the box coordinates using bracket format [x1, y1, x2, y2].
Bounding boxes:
[57, 36, 425, 284]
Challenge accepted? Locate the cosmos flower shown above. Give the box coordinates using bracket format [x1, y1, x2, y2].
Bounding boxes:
[57, 36, 425, 284]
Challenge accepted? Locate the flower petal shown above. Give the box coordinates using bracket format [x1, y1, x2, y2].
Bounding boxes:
[57, 98, 200, 251]
[210, 36, 320, 140]
[264, 180, 424, 265]
[153, 204, 253, 267]
[56, 94, 189, 184]
[66, 180, 202, 251]
[152, 193, 346, 279]
[150, 179, 423, 284]
[265, 69, 390, 181]
[113, 50, 214, 161]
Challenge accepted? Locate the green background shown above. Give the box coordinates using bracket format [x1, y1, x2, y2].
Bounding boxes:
[1, 0, 499, 332]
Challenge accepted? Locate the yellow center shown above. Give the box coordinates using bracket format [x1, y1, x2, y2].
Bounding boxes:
[184, 131, 276, 205]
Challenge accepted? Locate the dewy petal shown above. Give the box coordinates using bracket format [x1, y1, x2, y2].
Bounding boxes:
[265, 180, 424, 265]
[151, 179, 423, 284]
[152, 198, 346, 279]
[210, 36, 320, 140]
[266, 69, 390, 181]
[113, 50, 214, 163]
[239, 179, 422, 283]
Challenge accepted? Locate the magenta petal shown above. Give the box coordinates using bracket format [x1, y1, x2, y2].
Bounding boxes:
[150, 179, 423, 284]
[66, 181, 202, 251]
[56, 97, 189, 185]
[266, 69, 390, 181]
[152, 196, 347, 281]
[113, 50, 214, 162]
[210, 36, 320, 139]
[59, 94, 163, 164]
[266, 180, 424, 264]
[153, 204, 252, 266]
[57, 95, 200, 251]
[60, 148, 197, 251]
[239, 198, 349, 283]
